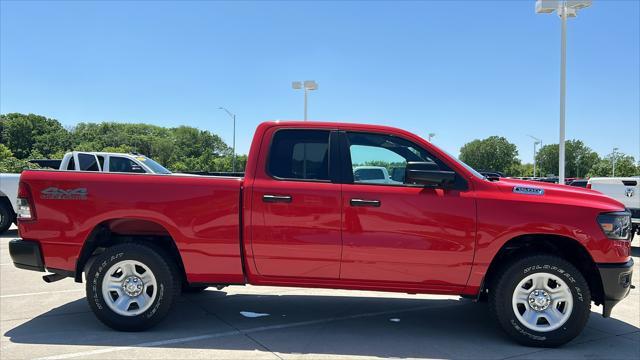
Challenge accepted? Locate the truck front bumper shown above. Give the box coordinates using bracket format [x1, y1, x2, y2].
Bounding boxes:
[598, 259, 634, 317]
[9, 239, 45, 272]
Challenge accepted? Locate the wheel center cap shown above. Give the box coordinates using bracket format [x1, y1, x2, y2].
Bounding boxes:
[122, 276, 144, 297]
[528, 289, 551, 311]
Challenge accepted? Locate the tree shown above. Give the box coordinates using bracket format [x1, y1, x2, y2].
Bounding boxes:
[459, 136, 520, 174]
[0, 143, 39, 172]
[0, 113, 71, 159]
[535, 140, 600, 178]
[0, 143, 12, 160]
[508, 163, 534, 177]
[588, 153, 639, 177]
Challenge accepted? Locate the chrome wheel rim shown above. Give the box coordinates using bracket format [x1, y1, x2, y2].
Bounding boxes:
[101, 260, 157, 316]
[512, 272, 573, 332]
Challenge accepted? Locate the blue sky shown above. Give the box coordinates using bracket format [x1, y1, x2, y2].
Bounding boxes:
[1, 0, 639, 163]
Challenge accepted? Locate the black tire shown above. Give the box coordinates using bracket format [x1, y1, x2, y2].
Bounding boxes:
[489, 254, 591, 347]
[86, 242, 180, 331]
[0, 201, 13, 235]
[182, 284, 208, 293]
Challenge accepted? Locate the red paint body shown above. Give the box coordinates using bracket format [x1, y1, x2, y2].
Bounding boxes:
[18, 121, 631, 297]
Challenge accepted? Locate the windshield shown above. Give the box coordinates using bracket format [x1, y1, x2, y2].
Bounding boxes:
[136, 156, 172, 174]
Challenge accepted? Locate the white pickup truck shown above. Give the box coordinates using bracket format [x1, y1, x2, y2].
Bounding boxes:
[588, 177, 640, 235]
[0, 151, 172, 233]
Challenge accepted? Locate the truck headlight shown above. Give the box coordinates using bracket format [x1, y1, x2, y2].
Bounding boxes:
[597, 211, 631, 240]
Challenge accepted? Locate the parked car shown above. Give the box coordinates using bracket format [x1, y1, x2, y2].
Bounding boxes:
[10, 121, 633, 347]
[569, 179, 588, 188]
[353, 166, 402, 184]
[0, 151, 171, 234]
[479, 171, 505, 179]
[588, 177, 640, 235]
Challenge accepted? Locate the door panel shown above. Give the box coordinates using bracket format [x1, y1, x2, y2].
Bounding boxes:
[341, 184, 475, 287]
[251, 180, 342, 278]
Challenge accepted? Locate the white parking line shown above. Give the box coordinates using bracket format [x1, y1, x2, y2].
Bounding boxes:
[36, 304, 443, 360]
[0, 289, 83, 299]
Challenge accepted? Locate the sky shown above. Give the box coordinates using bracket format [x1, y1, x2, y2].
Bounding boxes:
[1, 0, 639, 164]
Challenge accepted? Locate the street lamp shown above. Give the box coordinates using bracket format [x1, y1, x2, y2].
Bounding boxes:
[536, 0, 592, 185]
[528, 135, 542, 177]
[218, 107, 236, 173]
[427, 133, 435, 142]
[292, 80, 318, 120]
[612, 147, 619, 177]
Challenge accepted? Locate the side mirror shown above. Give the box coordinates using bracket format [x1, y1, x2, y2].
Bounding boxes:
[405, 162, 456, 187]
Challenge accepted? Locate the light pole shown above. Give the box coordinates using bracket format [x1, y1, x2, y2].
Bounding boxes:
[612, 147, 619, 177]
[528, 135, 542, 177]
[427, 133, 435, 142]
[218, 107, 236, 173]
[536, 0, 592, 185]
[292, 80, 318, 120]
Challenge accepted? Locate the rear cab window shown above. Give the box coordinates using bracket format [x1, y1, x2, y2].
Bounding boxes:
[267, 129, 331, 181]
[77, 153, 101, 171]
[66, 157, 76, 170]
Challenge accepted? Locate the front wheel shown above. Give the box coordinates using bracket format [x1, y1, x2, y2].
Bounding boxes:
[489, 255, 591, 347]
[86, 242, 180, 331]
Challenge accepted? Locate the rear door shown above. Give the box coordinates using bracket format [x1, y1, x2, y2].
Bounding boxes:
[249, 128, 343, 279]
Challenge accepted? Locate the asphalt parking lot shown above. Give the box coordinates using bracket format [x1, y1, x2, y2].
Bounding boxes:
[1, 226, 638, 360]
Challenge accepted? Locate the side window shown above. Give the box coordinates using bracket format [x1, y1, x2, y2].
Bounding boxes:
[110, 157, 146, 173]
[78, 153, 100, 171]
[66, 157, 76, 170]
[347, 132, 438, 186]
[268, 130, 330, 181]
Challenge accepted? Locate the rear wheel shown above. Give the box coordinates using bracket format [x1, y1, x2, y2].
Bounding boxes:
[0, 201, 13, 234]
[489, 255, 591, 347]
[86, 242, 180, 331]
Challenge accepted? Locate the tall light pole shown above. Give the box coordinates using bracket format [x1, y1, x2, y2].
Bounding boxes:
[292, 80, 318, 120]
[612, 147, 619, 177]
[427, 133, 435, 142]
[218, 107, 236, 173]
[536, 0, 592, 184]
[528, 135, 542, 177]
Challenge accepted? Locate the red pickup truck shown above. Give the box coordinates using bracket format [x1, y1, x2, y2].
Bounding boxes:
[10, 121, 634, 346]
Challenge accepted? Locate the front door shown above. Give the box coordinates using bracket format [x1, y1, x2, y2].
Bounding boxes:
[250, 129, 342, 279]
[339, 131, 476, 288]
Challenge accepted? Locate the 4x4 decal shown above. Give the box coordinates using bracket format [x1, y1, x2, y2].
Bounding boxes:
[41, 187, 88, 200]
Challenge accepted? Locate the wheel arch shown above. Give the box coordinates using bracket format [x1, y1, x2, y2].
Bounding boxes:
[75, 218, 187, 286]
[482, 234, 604, 305]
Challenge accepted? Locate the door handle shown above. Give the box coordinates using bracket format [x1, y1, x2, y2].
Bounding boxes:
[263, 194, 292, 203]
[350, 198, 381, 207]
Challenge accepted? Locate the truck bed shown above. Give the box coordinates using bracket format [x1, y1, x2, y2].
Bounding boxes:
[18, 170, 245, 284]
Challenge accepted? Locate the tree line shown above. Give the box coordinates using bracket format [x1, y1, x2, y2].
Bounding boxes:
[1, 112, 638, 177]
[0, 113, 246, 173]
[459, 136, 639, 178]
